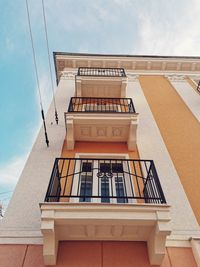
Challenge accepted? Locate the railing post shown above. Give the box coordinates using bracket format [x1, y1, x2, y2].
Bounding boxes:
[68, 97, 73, 112]
[45, 158, 60, 202]
[197, 81, 200, 92]
[130, 98, 136, 113]
[151, 161, 166, 204]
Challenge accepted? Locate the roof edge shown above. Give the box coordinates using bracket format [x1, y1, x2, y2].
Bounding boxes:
[53, 51, 200, 60]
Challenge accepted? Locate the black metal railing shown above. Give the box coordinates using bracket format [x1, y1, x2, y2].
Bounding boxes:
[68, 97, 136, 113]
[77, 67, 126, 77]
[197, 81, 200, 93]
[45, 158, 166, 204]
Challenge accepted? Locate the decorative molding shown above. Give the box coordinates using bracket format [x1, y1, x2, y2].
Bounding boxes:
[97, 127, 106, 137]
[189, 75, 200, 81]
[165, 75, 186, 82]
[57, 60, 65, 71]
[80, 127, 90, 136]
[127, 73, 139, 82]
[55, 54, 200, 84]
[60, 71, 76, 80]
[147, 61, 151, 70]
[112, 127, 123, 137]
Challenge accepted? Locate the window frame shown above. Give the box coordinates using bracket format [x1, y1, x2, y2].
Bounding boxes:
[71, 153, 135, 204]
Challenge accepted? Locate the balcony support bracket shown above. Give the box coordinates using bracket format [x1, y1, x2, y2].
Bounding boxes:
[41, 218, 58, 266]
[191, 238, 200, 267]
[147, 220, 171, 265]
[127, 120, 137, 151]
[66, 117, 74, 150]
[76, 78, 82, 97]
[121, 78, 127, 98]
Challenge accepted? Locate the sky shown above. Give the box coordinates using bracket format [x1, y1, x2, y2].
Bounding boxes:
[1, 0, 200, 211]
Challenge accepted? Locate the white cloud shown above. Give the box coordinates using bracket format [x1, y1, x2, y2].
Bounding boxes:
[112, 0, 133, 8]
[135, 1, 200, 56]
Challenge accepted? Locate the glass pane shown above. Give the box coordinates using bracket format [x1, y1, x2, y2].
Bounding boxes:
[79, 175, 92, 202]
[112, 163, 123, 173]
[82, 162, 92, 172]
[100, 163, 111, 173]
[115, 177, 127, 203]
[101, 178, 110, 203]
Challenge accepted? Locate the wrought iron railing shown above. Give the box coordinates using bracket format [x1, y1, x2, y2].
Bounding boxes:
[197, 81, 200, 93]
[68, 97, 136, 113]
[45, 158, 166, 204]
[77, 67, 126, 77]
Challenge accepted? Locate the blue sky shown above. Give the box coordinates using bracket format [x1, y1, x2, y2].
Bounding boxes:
[1, 0, 200, 210]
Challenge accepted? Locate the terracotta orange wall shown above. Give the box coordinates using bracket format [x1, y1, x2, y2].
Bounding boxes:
[0, 242, 197, 267]
[61, 141, 139, 158]
[139, 75, 200, 223]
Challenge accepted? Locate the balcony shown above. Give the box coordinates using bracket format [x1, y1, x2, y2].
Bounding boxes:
[77, 67, 126, 77]
[68, 97, 136, 113]
[41, 158, 171, 265]
[75, 67, 128, 98]
[65, 97, 138, 150]
[45, 158, 166, 203]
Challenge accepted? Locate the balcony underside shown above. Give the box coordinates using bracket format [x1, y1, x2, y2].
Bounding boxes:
[65, 113, 138, 150]
[76, 76, 127, 98]
[41, 203, 171, 265]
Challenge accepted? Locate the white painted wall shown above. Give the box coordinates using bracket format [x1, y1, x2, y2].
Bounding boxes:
[0, 74, 75, 244]
[169, 80, 200, 122]
[126, 79, 200, 239]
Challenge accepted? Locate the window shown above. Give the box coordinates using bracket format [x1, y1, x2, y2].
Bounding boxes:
[79, 162, 92, 202]
[73, 158, 132, 204]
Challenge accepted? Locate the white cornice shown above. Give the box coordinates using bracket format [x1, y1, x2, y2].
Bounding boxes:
[54, 54, 200, 84]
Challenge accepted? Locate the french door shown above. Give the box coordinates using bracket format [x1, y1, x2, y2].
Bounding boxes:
[72, 159, 134, 203]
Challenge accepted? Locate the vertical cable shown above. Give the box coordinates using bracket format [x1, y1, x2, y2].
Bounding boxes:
[26, 0, 49, 147]
[0, 203, 3, 217]
[42, 0, 58, 124]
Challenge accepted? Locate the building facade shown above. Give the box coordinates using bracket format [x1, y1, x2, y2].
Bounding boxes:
[1, 53, 200, 266]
